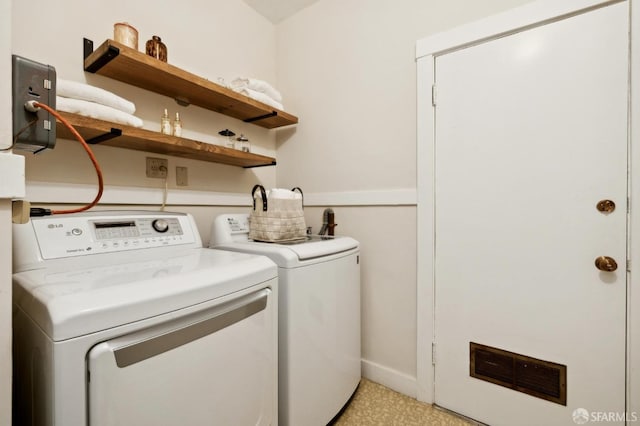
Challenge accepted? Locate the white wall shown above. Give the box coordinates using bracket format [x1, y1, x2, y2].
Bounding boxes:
[0, 1, 10, 150]
[8, 0, 542, 409]
[0, 199, 12, 426]
[275, 0, 533, 395]
[1, 0, 13, 423]
[9, 2, 279, 421]
[12, 0, 280, 194]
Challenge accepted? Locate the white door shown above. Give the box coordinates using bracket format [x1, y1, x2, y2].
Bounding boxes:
[433, 3, 628, 425]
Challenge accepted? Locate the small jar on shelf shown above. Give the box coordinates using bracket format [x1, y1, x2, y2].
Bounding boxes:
[172, 113, 182, 137]
[218, 129, 236, 148]
[160, 109, 172, 135]
[146, 35, 167, 62]
[113, 22, 138, 50]
[235, 134, 250, 152]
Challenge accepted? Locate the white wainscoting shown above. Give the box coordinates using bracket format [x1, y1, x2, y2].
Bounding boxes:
[25, 181, 417, 207]
[25, 180, 420, 397]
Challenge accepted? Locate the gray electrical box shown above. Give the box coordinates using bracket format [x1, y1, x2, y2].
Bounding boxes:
[12, 55, 57, 153]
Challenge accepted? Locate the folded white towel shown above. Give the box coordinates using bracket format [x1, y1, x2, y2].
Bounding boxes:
[264, 188, 302, 200]
[56, 97, 144, 128]
[57, 79, 136, 115]
[235, 87, 284, 111]
[231, 77, 282, 103]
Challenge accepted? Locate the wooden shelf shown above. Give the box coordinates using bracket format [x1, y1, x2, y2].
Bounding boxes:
[56, 112, 277, 168]
[83, 39, 298, 129]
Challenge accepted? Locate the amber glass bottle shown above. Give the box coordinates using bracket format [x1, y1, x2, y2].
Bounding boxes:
[146, 36, 167, 62]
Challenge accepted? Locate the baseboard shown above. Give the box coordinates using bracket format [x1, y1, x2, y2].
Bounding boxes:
[361, 358, 417, 399]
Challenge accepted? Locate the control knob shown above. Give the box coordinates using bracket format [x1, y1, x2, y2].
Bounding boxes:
[152, 219, 170, 233]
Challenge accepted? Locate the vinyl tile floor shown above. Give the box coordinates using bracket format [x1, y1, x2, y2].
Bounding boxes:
[330, 379, 475, 426]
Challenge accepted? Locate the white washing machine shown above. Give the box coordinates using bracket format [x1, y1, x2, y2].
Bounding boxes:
[211, 213, 361, 426]
[12, 211, 278, 426]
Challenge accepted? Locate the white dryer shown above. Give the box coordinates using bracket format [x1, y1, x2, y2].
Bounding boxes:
[211, 213, 361, 426]
[12, 211, 278, 426]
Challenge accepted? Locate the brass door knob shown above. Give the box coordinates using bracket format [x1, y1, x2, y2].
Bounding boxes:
[596, 200, 616, 213]
[595, 256, 618, 272]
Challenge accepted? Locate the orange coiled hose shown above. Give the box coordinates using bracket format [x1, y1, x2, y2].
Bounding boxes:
[34, 102, 104, 214]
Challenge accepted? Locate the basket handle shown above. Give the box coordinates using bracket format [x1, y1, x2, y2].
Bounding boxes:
[251, 184, 268, 211]
[291, 187, 304, 207]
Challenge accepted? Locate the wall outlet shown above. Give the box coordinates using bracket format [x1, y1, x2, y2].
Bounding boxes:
[146, 157, 168, 178]
[12, 55, 57, 153]
[176, 166, 188, 186]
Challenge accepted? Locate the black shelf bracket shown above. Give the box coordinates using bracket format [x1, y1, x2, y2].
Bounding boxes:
[83, 38, 120, 73]
[86, 128, 122, 145]
[83, 38, 94, 60]
[243, 160, 277, 169]
[244, 111, 277, 123]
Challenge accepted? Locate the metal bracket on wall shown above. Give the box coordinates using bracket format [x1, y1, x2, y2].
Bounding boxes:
[83, 38, 120, 73]
[242, 160, 277, 169]
[243, 111, 277, 123]
[86, 128, 122, 145]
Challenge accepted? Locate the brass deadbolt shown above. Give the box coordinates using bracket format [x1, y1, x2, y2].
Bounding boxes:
[595, 256, 618, 272]
[596, 200, 616, 213]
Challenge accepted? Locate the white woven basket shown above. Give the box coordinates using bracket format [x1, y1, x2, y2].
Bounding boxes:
[249, 185, 307, 242]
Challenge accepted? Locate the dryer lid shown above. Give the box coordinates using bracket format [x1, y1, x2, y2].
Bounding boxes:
[215, 235, 359, 267]
[12, 248, 277, 341]
[274, 235, 359, 260]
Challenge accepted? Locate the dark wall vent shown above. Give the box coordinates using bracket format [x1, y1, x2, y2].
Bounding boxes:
[470, 342, 567, 405]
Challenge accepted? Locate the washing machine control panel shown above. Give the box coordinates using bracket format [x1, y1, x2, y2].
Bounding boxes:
[225, 216, 250, 234]
[211, 214, 251, 244]
[92, 217, 182, 240]
[29, 213, 198, 260]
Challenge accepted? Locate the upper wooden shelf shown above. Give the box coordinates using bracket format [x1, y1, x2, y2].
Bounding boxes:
[83, 38, 298, 129]
[56, 112, 277, 168]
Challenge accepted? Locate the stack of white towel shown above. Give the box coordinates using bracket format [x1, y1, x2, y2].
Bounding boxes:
[56, 79, 143, 128]
[258, 188, 302, 200]
[230, 77, 284, 111]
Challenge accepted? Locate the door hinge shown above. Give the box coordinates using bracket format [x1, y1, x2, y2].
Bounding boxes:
[431, 85, 437, 107]
[627, 259, 631, 272]
[432, 342, 436, 365]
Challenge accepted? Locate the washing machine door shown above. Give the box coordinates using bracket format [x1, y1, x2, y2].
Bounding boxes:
[86, 287, 276, 426]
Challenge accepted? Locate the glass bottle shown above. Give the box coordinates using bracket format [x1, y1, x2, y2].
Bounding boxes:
[236, 134, 250, 152]
[146, 35, 167, 62]
[161, 109, 172, 135]
[172, 112, 182, 137]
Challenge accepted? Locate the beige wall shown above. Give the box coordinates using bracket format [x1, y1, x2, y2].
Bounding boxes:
[8, 0, 537, 408]
[1, 0, 12, 423]
[275, 0, 533, 394]
[275, 0, 534, 193]
[0, 201, 11, 426]
[12, 0, 279, 193]
[9, 1, 278, 421]
[304, 205, 418, 390]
